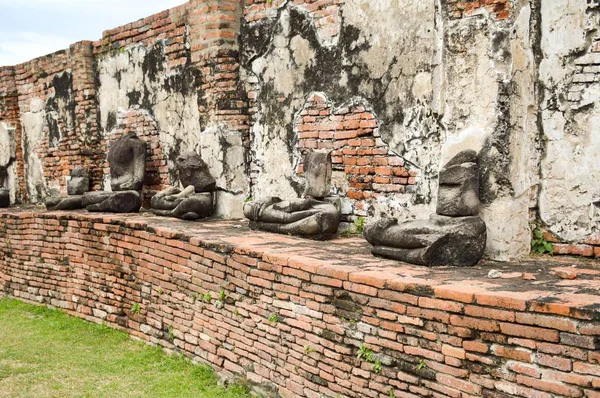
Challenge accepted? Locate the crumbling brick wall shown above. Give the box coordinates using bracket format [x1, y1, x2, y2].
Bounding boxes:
[1, 211, 599, 398]
[0, 0, 598, 260]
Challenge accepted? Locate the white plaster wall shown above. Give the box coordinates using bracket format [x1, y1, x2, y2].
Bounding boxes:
[538, 0, 600, 242]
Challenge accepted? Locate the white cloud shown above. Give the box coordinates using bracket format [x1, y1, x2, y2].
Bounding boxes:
[0, 31, 73, 66]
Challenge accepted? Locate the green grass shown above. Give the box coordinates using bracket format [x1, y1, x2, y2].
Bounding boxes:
[0, 298, 250, 398]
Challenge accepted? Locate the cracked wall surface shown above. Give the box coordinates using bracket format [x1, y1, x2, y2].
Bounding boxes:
[0, 0, 598, 260]
[537, 0, 600, 246]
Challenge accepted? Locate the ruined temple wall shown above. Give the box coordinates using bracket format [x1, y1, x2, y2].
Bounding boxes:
[0, 1, 249, 217]
[0, 0, 598, 260]
[535, 0, 600, 257]
[240, 0, 539, 259]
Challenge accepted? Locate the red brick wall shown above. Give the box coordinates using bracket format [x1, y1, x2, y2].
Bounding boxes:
[296, 93, 419, 220]
[446, 0, 511, 20]
[189, 0, 249, 136]
[1, 210, 599, 398]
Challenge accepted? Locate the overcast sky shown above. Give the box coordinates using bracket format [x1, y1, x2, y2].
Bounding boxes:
[0, 0, 188, 66]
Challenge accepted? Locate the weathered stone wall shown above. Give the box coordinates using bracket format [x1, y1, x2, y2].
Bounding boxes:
[1, 210, 599, 398]
[0, 0, 598, 259]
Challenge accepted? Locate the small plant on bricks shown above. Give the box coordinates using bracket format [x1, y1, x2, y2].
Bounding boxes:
[531, 228, 554, 255]
[354, 216, 365, 234]
[373, 358, 382, 374]
[203, 292, 212, 303]
[357, 343, 374, 362]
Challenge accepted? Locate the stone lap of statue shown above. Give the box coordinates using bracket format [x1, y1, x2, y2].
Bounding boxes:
[150, 152, 216, 220]
[363, 150, 487, 266]
[244, 151, 341, 240]
[83, 133, 146, 213]
[46, 166, 90, 211]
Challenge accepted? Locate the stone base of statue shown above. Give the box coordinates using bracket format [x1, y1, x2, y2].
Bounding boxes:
[364, 214, 486, 266]
[83, 191, 142, 213]
[244, 197, 341, 240]
[0, 188, 9, 208]
[151, 190, 214, 221]
[46, 196, 84, 211]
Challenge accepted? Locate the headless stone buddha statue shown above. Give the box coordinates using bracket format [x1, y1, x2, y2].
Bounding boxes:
[150, 152, 216, 220]
[244, 151, 341, 239]
[363, 150, 487, 266]
[0, 167, 9, 208]
[46, 166, 90, 210]
[83, 133, 146, 213]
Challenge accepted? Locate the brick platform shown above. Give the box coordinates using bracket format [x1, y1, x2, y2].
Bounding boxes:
[0, 209, 599, 398]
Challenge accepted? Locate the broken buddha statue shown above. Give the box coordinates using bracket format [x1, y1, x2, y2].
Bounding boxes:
[83, 133, 146, 213]
[363, 150, 487, 266]
[244, 151, 341, 239]
[46, 166, 90, 210]
[150, 152, 216, 220]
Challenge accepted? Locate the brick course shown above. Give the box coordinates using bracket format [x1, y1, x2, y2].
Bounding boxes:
[1, 209, 598, 398]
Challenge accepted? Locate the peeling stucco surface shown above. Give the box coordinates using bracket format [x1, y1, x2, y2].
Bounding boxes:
[21, 98, 47, 203]
[538, 0, 600, 242]
[243, 0, 438, 212]
[96, 43, 246, 217]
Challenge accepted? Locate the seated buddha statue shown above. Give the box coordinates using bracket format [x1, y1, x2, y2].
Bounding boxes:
[150, 152, 216, 220]
[83, 133, 146, 213]
[46, 166, 90, 211]
[244, 151, 341, 240]
[363, 150, 487, 266]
